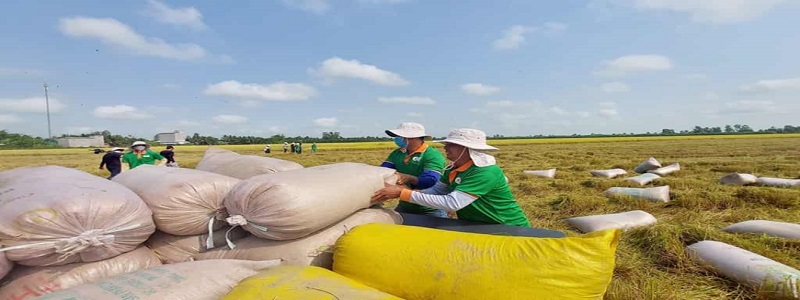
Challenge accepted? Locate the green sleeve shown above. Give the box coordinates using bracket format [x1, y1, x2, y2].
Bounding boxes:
[121, 153, 129, 164]
[453, 167, 499, 197]
[151, 150, 165, 160]
[422, 149, 446, 173]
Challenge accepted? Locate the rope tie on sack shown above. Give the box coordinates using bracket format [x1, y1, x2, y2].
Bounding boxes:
[0, 223, 142, 263]
[224, 215, 268, 249]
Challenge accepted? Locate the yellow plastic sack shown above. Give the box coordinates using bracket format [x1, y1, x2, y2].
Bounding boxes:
[222, 265, 401, 300]
[333, 224, 621, 300]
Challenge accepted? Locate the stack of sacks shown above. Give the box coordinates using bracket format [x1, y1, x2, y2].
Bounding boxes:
[647, 163, 680, 176]
[624, 173, 661, 186]
[194, 147, 303, 179]
[633, 157, 662, 174]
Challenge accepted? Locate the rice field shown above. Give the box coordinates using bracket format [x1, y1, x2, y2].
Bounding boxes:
[1, 134, 799, 299]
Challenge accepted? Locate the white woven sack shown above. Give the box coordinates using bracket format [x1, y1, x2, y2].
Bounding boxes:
[755, 177, 800, 188]
[633, 157, 662, 174]
[722, 220, 800, 239]
[647, 163, 680, 176]
[522, 169, 556, 178]
[720, 173, 758, 186]
[195, 147, 303, 179]
[565, 210, 657, 233]
[625, 173, 662, 186]
[604, 186, 670, 203]
[0, 252, 11, 280]
[590, 168, 628, 179]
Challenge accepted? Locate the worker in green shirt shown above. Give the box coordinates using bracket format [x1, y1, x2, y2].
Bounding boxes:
[379, 123, 448, 218]
[372, 128, 531, 227]
[122, 141, 165, 170]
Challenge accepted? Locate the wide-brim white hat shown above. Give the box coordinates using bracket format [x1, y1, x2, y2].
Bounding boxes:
[131, 141, 148, 147]
[385, 122, 431, 139]
[434, 128, 498, 151]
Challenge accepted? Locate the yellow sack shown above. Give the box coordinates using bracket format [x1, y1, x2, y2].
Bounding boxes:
[222, 265, 402, 300]
[333, 224, 621, 300]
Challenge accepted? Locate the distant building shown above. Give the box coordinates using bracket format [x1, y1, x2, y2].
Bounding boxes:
[155, 130, 187, 145]
[56, 135, 105, 148]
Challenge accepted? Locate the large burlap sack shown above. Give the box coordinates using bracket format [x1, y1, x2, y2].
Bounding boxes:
[722, 220, 800, 239]
[633, 157, 661, 174]
[522, 169, 556, 178]
[0, 246, 160, 300]
[647, 163, 680, 176]
[590, 168, 628, 179]
[565, 210, 657, 233]
[0, 252, 11, 280]
[146, 227, 250, 264]
[0, 166, 155, 266]
[224, 162, 398, 240]
[687, 241, 799, 299]
[111, 165, 240, 236]
[222, 266, 401, 300]
[333, 223, 620, 300]
[197, 208, 402, 269]
[33, 259, 281, 300]
[604, 186, 671, 203]
[755, 177, 800, 188]
[720, 173, 758, 186]
[194, 147, 303, 179]
[624, 173, 661, 186]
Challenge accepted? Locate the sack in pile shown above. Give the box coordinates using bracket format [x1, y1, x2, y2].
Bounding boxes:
[146, 226, 250, 264]
[194, 147, 303, 179]
[590, 168, 628, 179]
[624, 173, 661, 186]
[0, 166, 155, 266]
[687, 241, 799, 299]
[222, 266, 401, 300]
[633, 157, 661, 174]
[33, 259, 281, 300]
[522, 169, 556, 178]
[0, 246, 161, 300]
[112, 165, 240, 236]
[224, 162, 398, 240]
[565, 210, 657, 233]
[720, 173, 758, 186]
[755, 177, 800, 188]
[647, 163, 680, 176]
[333, 223, 620, 300]
[0, 252, 11, 280]
[196, 208, 402, 269]
[604, 186, 671, 203]
[722, 220, 800, 239]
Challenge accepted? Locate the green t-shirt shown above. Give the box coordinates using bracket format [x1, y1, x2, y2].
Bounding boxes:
[442, 163, 531, 227]
[385, 144, 446, 214]
[122, 150, 164, 169]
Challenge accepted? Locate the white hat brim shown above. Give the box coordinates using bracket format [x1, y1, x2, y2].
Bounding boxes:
[385, 129, 431, 139]
[433, 138, 498, 151]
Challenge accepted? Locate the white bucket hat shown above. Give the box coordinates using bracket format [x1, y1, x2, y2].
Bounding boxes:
[385, 122, 431, 139]
[434, 128, 498, 167]
[131, 141, 148, 147]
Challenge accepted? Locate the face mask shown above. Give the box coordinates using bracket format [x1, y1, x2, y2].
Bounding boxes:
[134, 146, 146, 151]
[394, 137, 407, 149]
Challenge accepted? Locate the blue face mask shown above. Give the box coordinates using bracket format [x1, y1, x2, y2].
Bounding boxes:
[394, 137, 407, 148]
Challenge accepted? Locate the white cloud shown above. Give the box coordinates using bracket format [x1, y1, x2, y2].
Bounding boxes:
[0, 114, 22, 124]
[219, 55, 236, 64]
[597, 101, 618, 117]
[601, 82, 631, 93]
[493, 25, 535, 50]
[595, 54, 673, 77]
[543, 22, 568, 32]
[719, 100, 778, 114]
[0, 67, 47, 78]
[282, 0, 331, 14]
[93, 105, 154, 120]
[614, 0, 789, 24]
[204, 80, 318, 101]
[144, 0, 206, 30]
[212, 114, 248, 125]
[486, 100, 515, 107]
[267, 126, 286, 133]
[0, 97, 65, 113]
[314, 117, 338, 127]
[739, 78, 800, 93]
[461, 83, 501, 96]
[310, 57, 409, 86]
[58, 17, 207, 61]
[377, 96, 436, 105]
[406, 112, 424, 118]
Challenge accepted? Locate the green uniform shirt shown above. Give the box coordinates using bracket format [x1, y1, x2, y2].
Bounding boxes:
[122, 150, 164, 169]
[385, 144, 446, 214]
[442, 163, 531, 227]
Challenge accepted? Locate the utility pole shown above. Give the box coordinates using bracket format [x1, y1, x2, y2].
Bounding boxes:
[44, 83, 52, 139]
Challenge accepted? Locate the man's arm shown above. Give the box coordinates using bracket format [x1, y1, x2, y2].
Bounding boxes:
[399, 189, 477, 212]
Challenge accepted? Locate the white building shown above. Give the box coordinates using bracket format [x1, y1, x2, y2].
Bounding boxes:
[155, 130, 187, 145]
[56, 135, 105, 148]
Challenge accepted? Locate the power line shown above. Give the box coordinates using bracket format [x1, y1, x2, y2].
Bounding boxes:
[44, 83, 52, 139]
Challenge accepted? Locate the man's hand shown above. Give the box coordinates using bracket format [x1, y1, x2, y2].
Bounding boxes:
[396, 173, 418, 186]
[371, 183, 405, 203]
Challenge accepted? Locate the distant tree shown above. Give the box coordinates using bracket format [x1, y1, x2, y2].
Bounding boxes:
[661, 129, 675, 135]
[724, 125, 734, 133]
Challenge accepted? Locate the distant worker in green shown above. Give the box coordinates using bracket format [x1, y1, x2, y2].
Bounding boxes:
[122, 141, 165, 170]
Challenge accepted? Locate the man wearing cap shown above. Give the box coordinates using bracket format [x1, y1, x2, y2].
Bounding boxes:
[372, 128, 531, 227]
[122, 141, 165, 170]
[380, 123, 448, 218]
[99, 147, 124, 179]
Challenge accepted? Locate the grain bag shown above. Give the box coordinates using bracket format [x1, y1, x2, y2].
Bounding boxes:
[565, 210, 657, 233]
[720, 173, 758, 186]
[333, 224, 620, 300]
[0, 166, 155, 266]
[224, 162, 398, 240]
[590, 168, 628, 179]
[0, 252, 11, 280]
[647, 163, 680, 176]
[194, 147, 303, 179]
[111, 165, 240, 236]
[624, 173, 661, 186]
[222, 266, 401, 300]
[755, 177, 800, 188]
[197, 208, 402, 269]
[33, 259, 282, 300]
[687, 241, 799, 299]
[0, 246, 160, 300]
[146, 226, 250, 264]
[633, 157, 661, 174]
[522, 169, 556, 178]
[722, 220, 800, 239]
[604, 186, 670, 203]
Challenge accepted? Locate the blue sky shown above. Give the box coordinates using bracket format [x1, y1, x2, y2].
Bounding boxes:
[1, 0, 799, 139]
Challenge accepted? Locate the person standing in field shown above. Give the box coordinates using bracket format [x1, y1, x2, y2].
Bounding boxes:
[160, 145, 178, 167]
[297, 142, 303, 154]
[283, 142, 289, 153]
[311, 143, 318, 153]
[122, 141, 165, 170]
[99, 147, 124, 179]
[372, 128, 531, 227]
[290, 142, 296, 153]
[264, 144, 271, 153]
[378, 122, 448, 218]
